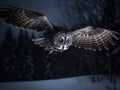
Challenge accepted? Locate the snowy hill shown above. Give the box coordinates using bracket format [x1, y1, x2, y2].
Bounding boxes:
[0, 76, 120, 90]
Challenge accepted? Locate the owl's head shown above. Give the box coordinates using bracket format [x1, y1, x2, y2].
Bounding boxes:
[53, 32, 73, 51]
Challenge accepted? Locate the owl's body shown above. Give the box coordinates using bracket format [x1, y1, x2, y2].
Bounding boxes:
[32, 26, 119, 54]
[0, 4, 119, 54]
[32, 30, 73, 54]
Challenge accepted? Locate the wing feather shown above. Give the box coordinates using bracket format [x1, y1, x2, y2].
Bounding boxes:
[71, 26, 119, 51]
[0, 4, 53, 31]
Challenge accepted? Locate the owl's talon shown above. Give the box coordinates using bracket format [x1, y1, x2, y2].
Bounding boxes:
[48, 50, 53, 54]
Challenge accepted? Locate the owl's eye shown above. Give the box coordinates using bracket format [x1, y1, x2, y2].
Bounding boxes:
[59, 38, 64, 43]
[67, 38, 70, 43]
[66, 37, 72, 44]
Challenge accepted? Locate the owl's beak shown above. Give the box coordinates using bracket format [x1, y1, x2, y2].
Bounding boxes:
[57, 45, 68, 51]
[62, 45, 68, 50]
[48, 50, 54, 54]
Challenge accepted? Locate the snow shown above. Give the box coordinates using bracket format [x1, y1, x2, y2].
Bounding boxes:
[0, 76, 120, 90]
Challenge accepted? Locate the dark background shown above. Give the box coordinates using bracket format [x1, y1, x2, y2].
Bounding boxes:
[0, 0, 120, 82]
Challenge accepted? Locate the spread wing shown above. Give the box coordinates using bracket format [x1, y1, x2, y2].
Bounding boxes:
[0, 4, 53, 31]
[71, 26, 119, 51]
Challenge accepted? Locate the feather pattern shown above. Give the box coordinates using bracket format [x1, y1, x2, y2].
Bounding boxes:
[71, 26, 119, 51]
[0, 4, 53, 31]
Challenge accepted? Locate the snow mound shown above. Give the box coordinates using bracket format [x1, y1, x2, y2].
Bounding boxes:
[0, 76, 120, 90]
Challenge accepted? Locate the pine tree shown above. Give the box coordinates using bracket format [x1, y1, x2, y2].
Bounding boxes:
[0, 27, 17, 82]
[31, 32, 47, 80]
[31, 32, 55, 80]
[16, 30, 34, 81]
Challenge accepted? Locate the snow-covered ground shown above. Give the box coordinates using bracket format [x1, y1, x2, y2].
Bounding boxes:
[0, 76, 120, 90]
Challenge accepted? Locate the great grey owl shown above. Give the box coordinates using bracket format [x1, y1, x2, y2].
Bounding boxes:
[0, 4, 119, 54]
